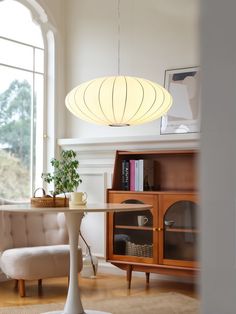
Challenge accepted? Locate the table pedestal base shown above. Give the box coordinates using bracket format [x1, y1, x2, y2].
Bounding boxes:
[43, 310, 111, 314]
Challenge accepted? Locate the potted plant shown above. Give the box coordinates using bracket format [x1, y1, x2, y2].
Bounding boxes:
[40, 150, 96, 273]
[41, 149, 82, 206]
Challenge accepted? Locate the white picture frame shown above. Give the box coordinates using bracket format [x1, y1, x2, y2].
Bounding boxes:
[161, 67, 201, 134]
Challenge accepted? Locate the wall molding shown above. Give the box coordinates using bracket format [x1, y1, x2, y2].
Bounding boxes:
[58, 134, 199, 153]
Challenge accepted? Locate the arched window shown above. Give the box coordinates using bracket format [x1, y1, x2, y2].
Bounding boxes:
[0, 0, 53, 201]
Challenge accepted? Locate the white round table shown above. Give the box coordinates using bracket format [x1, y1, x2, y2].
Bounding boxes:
[0, 202, 152, 314]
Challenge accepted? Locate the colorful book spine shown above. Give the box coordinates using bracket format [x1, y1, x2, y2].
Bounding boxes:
[130, 160, 135, 191]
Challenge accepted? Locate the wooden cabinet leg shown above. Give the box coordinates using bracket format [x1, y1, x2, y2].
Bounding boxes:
[145, 272, 150, 284]
[127, 265, 133, 289]
[38, 279, 42, 288]
[18, 279, 25, 297]
[38, 279, 43, 295]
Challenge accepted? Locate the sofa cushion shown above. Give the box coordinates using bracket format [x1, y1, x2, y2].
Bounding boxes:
[1, 245, 82, 280]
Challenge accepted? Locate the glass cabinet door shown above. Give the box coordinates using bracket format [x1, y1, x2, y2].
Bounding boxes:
[113, 199, 154, 260]
[159, 194, 198, 267]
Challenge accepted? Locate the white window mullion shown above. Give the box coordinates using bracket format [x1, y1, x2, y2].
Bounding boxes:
[0, 1, 46, 201]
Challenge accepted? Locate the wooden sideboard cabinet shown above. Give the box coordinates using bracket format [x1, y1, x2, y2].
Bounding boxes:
[106, 150, 199, 288]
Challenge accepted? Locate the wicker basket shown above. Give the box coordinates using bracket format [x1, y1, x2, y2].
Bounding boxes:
[126, 241, 153, 258]
[31, 188, 69, 208]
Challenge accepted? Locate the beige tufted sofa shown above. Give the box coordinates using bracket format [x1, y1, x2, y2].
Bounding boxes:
[0, 210, 82, 297]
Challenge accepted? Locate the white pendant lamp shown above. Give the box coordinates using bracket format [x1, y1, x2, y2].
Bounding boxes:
[65, 76, 172, 127]
[65, 0, 172, 127]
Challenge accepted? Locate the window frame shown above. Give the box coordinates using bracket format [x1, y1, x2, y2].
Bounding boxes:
[0, 0, 56, 199]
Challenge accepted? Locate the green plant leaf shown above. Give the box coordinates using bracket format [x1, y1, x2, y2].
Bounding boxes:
[41, 149, 82, 195]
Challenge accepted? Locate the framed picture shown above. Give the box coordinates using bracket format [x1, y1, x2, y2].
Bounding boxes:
[160, 67, 201, 134]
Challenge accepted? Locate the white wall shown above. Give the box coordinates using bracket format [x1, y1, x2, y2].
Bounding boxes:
[64, 0, 200, 139]
[36, 0, 200, 140]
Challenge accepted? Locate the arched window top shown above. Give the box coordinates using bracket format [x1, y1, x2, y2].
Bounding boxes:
[0, 0, 43, 48]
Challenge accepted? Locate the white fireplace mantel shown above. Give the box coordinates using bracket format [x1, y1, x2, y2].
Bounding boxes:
[58, 133, 199, 154]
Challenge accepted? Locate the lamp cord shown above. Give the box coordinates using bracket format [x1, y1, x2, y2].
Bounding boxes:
[117, 0, 120, 76]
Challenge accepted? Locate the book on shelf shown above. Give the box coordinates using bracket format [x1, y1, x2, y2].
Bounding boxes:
[130, 159, 145, 192]
[133, 159, 154, 191]
[129, 160, 135, 191]
[121, 160, 130, 190]
[138, 159, 144, 191]
[134, 160, 139, 191]
[122, 159, 154, 191]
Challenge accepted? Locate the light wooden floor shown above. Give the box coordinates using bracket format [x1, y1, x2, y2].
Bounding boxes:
[0, 273, 198, 307]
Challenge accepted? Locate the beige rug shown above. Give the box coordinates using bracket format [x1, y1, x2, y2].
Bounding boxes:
[0, 292, 199, 314]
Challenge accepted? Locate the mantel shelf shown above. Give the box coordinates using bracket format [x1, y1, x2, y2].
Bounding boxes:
[58, 134, 199, 155]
